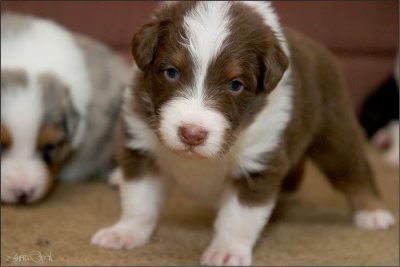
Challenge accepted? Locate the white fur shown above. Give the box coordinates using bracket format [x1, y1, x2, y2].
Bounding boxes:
[1, 14, 91, 203]
[148, 1, 292, 172]
[372, 121, 399, 168]
[159, 96, 230, 158]
[183, 1, 232, 99]
[227, 1, 292, 178]
[240, 1, 289, 55]
[108, 167, 124, 187]
[121, 0, 290, 210]
[385, 121, 399, 167]
[1, 83, 42, 158]
[354, 210, 395, 230]
[91, 176, 165, 249]
[229, 69, 292, 177]
[156, 146, 229, 203]
[201, 191, 276, 266]
[100, 3, 395, 266]
[1, 15, 91, 120]
[1, 156, 49, 203]
[1, 81, 48, 203]
[155, 2, 233, 158]
[123, 1, 291, 201]
[124, 89, 229, 201]
[123, 87, 159, 153]
[114, 2, 291, 265]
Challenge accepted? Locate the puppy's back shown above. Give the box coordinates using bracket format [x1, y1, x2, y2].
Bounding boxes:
[59, 34, 131, 181]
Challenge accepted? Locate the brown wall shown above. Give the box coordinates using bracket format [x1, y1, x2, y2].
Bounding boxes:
[2, 1, 398, 112]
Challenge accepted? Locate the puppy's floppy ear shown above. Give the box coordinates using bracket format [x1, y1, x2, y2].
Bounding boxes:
[131, 22, 160, 70]
[262, 42, 289, 93]
[39, 74, 80, 142]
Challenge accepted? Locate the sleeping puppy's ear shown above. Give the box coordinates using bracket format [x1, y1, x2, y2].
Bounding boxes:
[262, 42, 289, 93]
[39, 73, 80, 143]
[131, 22, 161, 70]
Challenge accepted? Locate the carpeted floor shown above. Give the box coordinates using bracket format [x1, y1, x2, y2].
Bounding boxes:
[1, 146, 399, 266]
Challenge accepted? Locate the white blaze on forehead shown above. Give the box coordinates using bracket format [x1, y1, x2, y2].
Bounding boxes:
[182, 1, 232, 98]
[1, 84, 42, 158]
[154, 2, 233, 157]
[1, 82, 51, 203]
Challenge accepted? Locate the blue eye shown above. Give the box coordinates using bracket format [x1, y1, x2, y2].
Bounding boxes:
[228, 80, 244, 92]
[164, 68, 180, 80]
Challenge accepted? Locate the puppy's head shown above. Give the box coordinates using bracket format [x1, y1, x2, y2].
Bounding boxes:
[1, 70, 80, 203]
[131, 1, 288, 158]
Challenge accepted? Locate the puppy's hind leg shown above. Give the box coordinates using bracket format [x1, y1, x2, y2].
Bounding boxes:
[308, 116, 395, 230]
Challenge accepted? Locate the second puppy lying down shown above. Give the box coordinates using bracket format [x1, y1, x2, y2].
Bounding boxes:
[1, 13, 130, 203]
[92, 1, 395, 266]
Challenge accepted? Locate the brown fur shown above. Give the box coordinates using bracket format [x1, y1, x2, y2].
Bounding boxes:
[36, 124, 70, 197]
[37, 73, 77, 172]
[115, 117, 158, 180]
[232, 28, 383, 212]
[1, 125, 12, 151]
[129, 1, 289, 157]
[281, 156, 306, 193]
[39, 72, 80, 140]
[123, 1, 386, 215]
[37, 125, 64, 148]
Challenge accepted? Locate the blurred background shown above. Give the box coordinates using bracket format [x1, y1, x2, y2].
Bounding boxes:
[2, 1, 399, 114]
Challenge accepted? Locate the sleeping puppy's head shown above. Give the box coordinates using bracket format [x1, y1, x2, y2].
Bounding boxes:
[1, 69, 81, 203]
[131, 1, 288, 158]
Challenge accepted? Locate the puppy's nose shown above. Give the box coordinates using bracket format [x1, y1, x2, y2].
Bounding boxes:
[15, 188, 34, 203]
[178, 124, 208, 146]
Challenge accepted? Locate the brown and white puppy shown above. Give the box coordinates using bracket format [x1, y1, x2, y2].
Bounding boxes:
[91, 2, 395, 266]
[1, 13, 130, 203]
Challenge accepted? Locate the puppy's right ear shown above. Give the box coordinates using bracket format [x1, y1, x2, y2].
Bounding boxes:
[131, 22, 160, 70]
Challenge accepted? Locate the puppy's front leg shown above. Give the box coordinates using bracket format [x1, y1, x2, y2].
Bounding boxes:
[201, 190, 277, 266]
[91, 174, 164, 249]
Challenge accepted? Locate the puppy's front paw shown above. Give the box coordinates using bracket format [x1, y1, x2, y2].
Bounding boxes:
[91, 222, 149, 249]
[201, 244, 252, 266]
[354, 210, 395, 230]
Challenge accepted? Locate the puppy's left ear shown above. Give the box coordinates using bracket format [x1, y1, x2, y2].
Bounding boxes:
[131, 22, 160, 70]
[262, 42, 289, 93]
[39, 74, 80, 142]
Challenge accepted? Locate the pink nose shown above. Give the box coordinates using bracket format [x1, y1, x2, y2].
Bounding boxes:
[178, 124, 208, 146]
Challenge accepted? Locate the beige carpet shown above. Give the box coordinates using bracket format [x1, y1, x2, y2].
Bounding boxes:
[1, 146, 398, 266]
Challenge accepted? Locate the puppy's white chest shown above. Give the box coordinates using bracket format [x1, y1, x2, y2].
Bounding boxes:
[156, 148, 229, 202]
